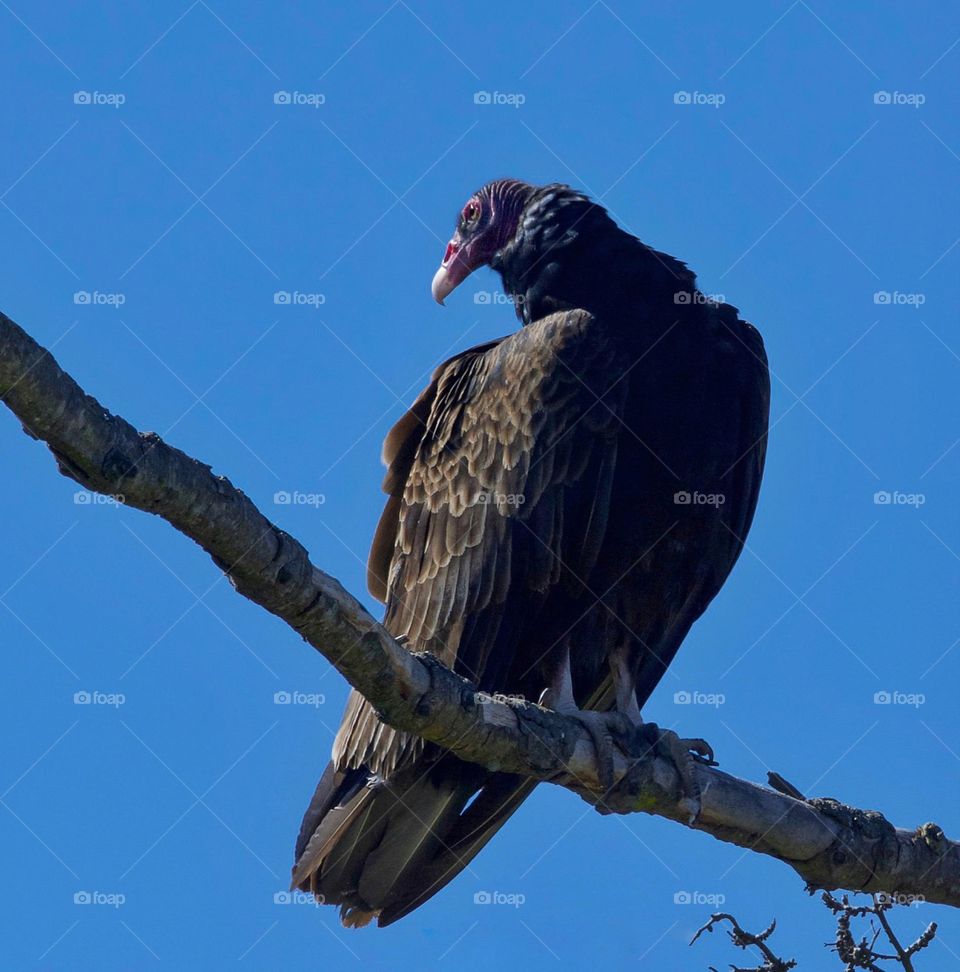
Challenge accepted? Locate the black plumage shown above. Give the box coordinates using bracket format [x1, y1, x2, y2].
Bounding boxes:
[292, 180, 770, 927]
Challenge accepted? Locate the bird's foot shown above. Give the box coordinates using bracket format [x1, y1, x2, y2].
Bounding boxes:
[647, 723, 715, 823]
[538, 688, 634, 791]
[598, 722, 717, 821]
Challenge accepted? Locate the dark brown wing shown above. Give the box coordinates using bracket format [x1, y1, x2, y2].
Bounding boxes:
[333, 309, 628, 779]
[629, 303, 770, 705]
[366, 337, 506, 603]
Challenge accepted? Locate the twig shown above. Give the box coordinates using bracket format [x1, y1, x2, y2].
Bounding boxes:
[691, 913, 796, 971]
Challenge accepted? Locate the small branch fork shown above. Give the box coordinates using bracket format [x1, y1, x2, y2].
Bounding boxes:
[692, 893, 938, 970]
[691, 913, 796, 971]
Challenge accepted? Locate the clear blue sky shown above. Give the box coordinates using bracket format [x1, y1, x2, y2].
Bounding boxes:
[1, 3, 958, 969]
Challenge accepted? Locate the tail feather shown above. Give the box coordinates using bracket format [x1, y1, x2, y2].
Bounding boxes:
[293, 676, 619, 925]
[378, 774, 537, 926]
[357, 770, 480, 907]
[294, 763, 364, 863]
[291, 769, 374, 890]
[292, 753, 535, 926]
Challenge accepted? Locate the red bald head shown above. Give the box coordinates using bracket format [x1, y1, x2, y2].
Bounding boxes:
[431, 179, 534, 304]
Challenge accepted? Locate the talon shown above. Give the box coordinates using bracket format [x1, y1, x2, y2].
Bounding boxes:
[682, 737, 716, 766]
[570, 709, 631, 791]
[638, 723, 713, 823]
[541, 698, 633, 792]
[538, 649, 644, 798]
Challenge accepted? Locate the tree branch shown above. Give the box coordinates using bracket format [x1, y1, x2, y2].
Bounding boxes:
[2, 308, 959, 908]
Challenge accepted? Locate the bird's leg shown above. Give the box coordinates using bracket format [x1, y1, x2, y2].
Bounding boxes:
[623, 722, 715, 823]
[603, 647, 717, 821]
[611, 647, 714, 765]
[611, 647, 642, 725]
[538, 647, 631, 790]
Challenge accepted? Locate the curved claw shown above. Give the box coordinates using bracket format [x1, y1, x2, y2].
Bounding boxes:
[579, 722, 718, 819]
[538, 690, 635, 793]
[681, 737, 717, 767]
[575, 710, 633, 791]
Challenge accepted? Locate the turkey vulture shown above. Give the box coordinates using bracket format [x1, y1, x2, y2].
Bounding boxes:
[292, 179, 770, 927]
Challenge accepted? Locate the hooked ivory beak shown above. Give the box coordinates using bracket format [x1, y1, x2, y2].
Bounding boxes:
[431, 239, 475, 304]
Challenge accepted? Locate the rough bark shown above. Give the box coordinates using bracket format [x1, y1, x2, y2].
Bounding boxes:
[2, 309, 958, 909]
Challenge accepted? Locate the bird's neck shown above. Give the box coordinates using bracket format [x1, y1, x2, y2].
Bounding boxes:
[494, 201, 696, 329]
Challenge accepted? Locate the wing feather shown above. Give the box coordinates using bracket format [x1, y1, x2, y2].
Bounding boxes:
[336, 310, 625, 775]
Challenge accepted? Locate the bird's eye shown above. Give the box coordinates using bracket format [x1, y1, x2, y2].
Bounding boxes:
[463, 201, 481, 224]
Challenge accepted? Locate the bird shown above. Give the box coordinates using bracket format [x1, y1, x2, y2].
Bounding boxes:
[292, 179, 770, 928]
